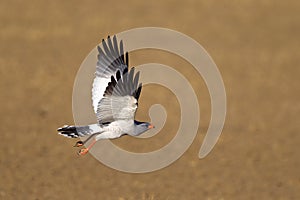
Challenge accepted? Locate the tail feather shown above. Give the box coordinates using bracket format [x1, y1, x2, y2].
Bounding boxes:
[57, 124, 101, 138]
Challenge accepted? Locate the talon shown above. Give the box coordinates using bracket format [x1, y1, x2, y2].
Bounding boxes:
[74, 141, 84, 147]
[78, 148, 89, 156]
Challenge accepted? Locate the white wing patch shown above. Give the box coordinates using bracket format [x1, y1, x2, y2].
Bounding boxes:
[92, 77, 110, 113]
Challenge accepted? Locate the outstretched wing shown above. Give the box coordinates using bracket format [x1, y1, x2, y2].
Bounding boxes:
[92, 35, 128, 113]
[96, 67, 142, 124]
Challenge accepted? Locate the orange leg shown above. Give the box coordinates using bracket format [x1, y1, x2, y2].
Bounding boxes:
[78, 139, 97, 156]
[73, 133, 100, 147]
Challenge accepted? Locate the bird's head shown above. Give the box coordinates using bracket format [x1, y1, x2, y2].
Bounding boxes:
[134, 121, 155, 136]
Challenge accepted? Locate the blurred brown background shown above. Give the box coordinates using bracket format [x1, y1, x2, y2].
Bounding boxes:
[0, 0, 299, 199]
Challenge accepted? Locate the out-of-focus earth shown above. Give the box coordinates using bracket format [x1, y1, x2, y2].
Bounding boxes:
[0, 1, 299, 199]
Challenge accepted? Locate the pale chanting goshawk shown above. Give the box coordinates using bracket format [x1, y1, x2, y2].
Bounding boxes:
[57, 35, 154, 155]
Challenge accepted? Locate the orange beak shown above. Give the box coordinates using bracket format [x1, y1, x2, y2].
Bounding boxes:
[148, 124, 155, 129]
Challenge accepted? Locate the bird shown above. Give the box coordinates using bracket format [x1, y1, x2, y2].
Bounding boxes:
[57, 35, 154, 156]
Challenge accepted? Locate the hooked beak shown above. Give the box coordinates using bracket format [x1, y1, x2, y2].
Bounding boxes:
[148, 124, 155, 129]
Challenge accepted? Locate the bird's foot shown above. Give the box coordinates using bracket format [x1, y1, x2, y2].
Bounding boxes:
[73, 141, 84, 147]
[78, 148, 89, 156]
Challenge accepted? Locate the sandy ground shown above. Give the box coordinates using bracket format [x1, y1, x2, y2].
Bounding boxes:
[0, 0, 299, 199]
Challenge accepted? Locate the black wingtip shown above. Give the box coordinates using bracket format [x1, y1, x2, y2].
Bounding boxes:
[135, 84, 142, 100]
[125, 52, 129, 66]
[116, 70, 121, 81]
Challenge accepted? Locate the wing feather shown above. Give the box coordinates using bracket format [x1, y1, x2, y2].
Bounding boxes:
[97, 67, 142, 124]
[92, 35, 143, 124]
[97, 96, 137, 124]
[92, 36, 128, 113]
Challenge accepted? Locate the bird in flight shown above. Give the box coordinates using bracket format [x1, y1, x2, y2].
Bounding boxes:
[57, 35, 154, 155]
